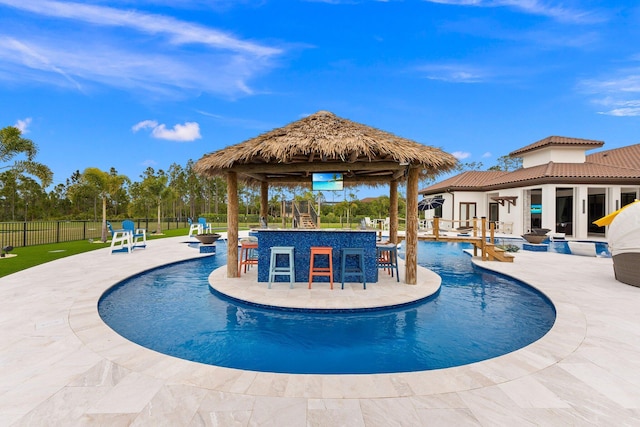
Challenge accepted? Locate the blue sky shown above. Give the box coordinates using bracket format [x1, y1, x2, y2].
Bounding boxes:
[2, 0, 640, 199]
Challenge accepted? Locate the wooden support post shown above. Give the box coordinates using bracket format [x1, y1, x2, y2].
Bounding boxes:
[389, 181, 398, 244]
[281, 200, 286, 228]
[434, 217, 440, 240]
[260, 181, 268, 220]
[481, 216, 487, 261]
[405, 167, 419, 285]
[227, 171, 239, 278]
[489, 221, 495, 244]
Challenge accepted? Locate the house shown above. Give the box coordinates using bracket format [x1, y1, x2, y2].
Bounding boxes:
[419, 136, 640, 239]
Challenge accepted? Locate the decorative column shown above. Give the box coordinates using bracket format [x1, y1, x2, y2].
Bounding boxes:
[405, 167, 419, 285]
[260, 181, 269, 221]
[227, 171, 239, 278]
[389, 181, 398, 244]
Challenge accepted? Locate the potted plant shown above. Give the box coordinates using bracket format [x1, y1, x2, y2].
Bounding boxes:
[521, 228, 550, 244]
[194, 232, 221, 245]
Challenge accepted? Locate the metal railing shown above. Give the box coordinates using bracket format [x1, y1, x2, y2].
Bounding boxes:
[0, 218, 191, 248]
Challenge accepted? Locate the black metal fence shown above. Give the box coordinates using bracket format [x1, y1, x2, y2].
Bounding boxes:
[0, 218, 191, 248]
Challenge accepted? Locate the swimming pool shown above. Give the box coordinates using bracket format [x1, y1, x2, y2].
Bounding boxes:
[98, 241, 555, 374]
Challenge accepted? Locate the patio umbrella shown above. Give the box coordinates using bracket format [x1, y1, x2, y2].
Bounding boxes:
[418, 197, 445, 211]
[593, 199, 640, 227]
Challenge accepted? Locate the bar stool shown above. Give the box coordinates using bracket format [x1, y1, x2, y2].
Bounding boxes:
[376, 243, 399, 282]
[268, 246, 295, 289]
[308, 246, 334, 289]
[341, 248, 366, 289]
[238, 240, 258, 276]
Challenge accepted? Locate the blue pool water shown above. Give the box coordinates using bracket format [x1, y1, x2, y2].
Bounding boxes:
[492, 237, 611, 257]
[98, 241, 556, 374]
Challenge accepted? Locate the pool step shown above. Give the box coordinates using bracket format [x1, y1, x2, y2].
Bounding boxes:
[472, 242, 515, 262]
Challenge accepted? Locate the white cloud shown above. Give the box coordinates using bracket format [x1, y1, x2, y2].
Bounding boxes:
[581, 72, 640, 117]
[152, 122, 201, 141]
[0, 0, 280, 56]
[423, 0, 602, 24]
[452, 151, 471, 160]
[482, 151, 492, 158]
[417, 64, 487, 83]
[133, 120, 202, 142]
[596, 101, 640, 117]
[0, 0, 282, 97]
[132, 120, 159, 132]
[14, 117, 32, 133]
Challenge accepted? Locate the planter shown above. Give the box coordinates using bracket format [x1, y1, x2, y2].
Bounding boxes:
[195, 233, 221, 245]
[521, 234, 548, 244]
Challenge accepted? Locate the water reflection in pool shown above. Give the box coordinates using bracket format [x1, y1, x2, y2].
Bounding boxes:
[98, 241, 555, 374]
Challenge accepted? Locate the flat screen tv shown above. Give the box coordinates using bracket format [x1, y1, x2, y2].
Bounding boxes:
[312, 172, 343, 191]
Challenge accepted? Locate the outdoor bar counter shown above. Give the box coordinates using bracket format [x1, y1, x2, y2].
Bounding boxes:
[254, 229, 379, 283]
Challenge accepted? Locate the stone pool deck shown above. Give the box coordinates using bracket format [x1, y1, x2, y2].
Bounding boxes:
[1, 235, 640, 425]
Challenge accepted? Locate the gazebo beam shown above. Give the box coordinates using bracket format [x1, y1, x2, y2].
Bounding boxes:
[232, 161, 404, 174]
[252, 175, 399, 185]
[243, 172, 267, 182]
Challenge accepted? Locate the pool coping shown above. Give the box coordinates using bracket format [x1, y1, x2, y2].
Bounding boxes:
[4, 234, 639, 424]
[68, 237, 583, 399]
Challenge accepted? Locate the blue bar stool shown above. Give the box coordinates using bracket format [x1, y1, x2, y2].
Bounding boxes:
[376, 243, 399, 282]
[268, 246, 295, 289]
[341, 248, 366, 289]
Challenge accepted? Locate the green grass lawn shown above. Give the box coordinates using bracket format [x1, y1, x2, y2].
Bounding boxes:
[0, 228, 189, 278]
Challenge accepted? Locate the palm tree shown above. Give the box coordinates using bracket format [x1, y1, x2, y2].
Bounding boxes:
[140, 168, 169, 234]
[1, 126, 53, 186]
[81, 167, 129, 242]
[1, 126, 53, 219]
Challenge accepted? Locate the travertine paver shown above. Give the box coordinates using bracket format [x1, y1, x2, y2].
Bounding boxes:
[1, 235, 640, 425]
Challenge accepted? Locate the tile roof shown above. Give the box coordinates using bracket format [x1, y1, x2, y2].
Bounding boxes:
[419, 171, 508, 193]
[586, 143, 640, 169]
[421, 143, 640, 195]
[509, 136, 604, 157]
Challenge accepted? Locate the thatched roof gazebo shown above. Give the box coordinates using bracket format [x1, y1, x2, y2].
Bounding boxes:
[194, 111, 457, 284]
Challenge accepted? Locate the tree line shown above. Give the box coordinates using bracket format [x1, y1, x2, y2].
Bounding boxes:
[2, 125, 520, 240]
[1, 126, 407, 239]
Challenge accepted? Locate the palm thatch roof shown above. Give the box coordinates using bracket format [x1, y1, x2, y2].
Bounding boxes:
[194, 110, 457, 186]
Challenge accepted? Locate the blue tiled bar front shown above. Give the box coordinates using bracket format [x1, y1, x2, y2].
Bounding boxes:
[255, 229, 379, 283]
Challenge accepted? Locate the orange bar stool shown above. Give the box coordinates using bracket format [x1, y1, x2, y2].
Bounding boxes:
[308, 246, 334, 289]
[238, 240, 259, 276]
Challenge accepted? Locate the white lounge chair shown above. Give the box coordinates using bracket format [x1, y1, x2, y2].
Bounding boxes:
[107, 221, 132, 254]
[188, 218, 201, 238]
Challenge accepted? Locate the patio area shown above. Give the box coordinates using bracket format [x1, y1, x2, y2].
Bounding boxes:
[1, 235, 640, 425]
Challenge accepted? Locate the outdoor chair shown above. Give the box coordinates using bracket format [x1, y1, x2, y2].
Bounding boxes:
[107, 221, 132, 254]
[106, 220, 115, 238]
[122, 219, 146, 249]
[198, 217, 212, 233]
[188, 218, 201, 238]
